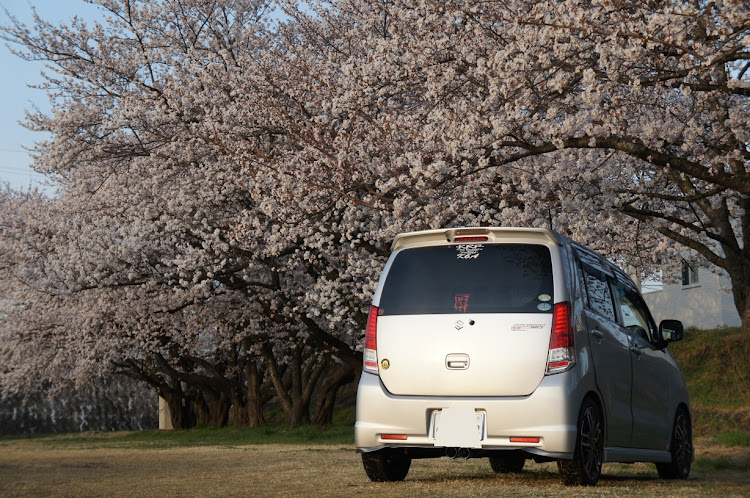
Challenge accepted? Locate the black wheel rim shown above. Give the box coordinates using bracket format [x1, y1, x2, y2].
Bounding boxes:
[580, 405, 603, 480]
[673, 412, 692, 477]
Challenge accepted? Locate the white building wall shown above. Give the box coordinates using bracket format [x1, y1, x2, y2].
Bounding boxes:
[642, 268, 741, 330]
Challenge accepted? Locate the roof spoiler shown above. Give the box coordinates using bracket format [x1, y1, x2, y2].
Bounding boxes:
[391, 227, 563, 251]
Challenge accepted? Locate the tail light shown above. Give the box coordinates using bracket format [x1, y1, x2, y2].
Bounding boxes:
[363, 305, 379, 375]
[546, 302, 575, 374]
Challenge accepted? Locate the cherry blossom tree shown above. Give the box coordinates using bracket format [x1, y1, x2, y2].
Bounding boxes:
[0, 0, 346, 428]
[251, 0, 749, 361]
[0, 0, 376, 428]
[1, 0, 748, 434]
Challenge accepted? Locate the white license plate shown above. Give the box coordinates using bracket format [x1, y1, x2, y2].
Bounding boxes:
[432, 407, 485, 448]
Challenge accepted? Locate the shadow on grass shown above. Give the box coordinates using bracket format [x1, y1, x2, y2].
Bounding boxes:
[695, 456, 750, 471]
[401, 462, 690, 487]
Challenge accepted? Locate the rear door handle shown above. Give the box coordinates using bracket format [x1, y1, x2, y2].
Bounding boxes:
[445, 354, 470, 370]
[591, 329, 604, 339]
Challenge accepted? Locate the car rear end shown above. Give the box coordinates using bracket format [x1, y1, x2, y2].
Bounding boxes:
[355, 227, 582, 460]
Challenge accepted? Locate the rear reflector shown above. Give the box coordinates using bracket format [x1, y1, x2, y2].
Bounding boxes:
[546, 302, 575, 374]
[510, 437, 540, 443]
[381, 434, 408, 440]
[454, 236, 488, 242]
[363, 305, 379, 375]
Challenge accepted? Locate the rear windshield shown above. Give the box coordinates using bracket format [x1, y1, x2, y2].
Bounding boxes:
[379, 244, 554, 315]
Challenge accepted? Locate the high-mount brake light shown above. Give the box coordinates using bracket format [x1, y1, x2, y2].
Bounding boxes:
[546, 302, 575, 374]
[454, 236, 489, 242]
[363, 305, 379, 375]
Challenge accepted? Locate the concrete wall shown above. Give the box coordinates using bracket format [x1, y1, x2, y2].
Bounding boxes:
[158, 396, 174, 430]
[642, 267, 741, 329]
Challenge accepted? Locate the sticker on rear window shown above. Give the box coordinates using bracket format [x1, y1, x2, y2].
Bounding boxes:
[456, 244, 484, 260]
[538, 294, 551, 302]
[537, 303, 552, 311]
[454, 294, 470, 312]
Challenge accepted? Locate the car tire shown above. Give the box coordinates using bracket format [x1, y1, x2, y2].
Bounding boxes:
[558, 398, 604, 486]
[656, 406, 692, 479]
[361, 451, 411, 482]
[489, 452, 525, 473]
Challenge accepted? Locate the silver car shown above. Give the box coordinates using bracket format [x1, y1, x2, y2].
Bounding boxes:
[355, 227, 693, 486]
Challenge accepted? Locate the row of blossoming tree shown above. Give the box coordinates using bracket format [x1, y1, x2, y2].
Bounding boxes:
[1, 0, 747, 428]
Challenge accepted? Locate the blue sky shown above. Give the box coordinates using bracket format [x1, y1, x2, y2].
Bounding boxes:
[0, 0, 101, 190]
[1, 1, 286, 191]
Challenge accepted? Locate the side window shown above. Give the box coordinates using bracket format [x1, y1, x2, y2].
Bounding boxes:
[581, 264, 616, 322]
[615, 281, 656, 342]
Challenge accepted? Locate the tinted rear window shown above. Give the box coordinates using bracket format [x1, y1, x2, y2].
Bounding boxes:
[379, 244, 554, 315]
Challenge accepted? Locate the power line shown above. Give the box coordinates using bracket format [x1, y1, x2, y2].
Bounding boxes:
[0, 165, 45, 175]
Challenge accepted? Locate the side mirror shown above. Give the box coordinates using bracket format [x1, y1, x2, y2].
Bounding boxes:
[659, 320, 684, 343]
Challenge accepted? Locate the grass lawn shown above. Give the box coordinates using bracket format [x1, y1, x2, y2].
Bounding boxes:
[668, 327, 750, 438]
[0, 436, 748, 497]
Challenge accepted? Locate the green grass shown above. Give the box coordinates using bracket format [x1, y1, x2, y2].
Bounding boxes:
[668, 327, 750, 438]
[715, 430, 750, 447]
[0, 420, 354, 450]
[0, 388, 360, 450]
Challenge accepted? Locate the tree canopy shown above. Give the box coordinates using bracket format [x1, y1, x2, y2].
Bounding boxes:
[1, 0, 748, 427]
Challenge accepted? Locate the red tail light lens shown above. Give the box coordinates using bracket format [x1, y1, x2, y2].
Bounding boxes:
[546, 302, 575, 374]
[381, 434, 408, 441]
[509, 437, 541, 443]
[550, 302, 572, 349]
[363, 305, 379, 374]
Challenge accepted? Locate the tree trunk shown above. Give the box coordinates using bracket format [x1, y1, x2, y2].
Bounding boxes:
[729, 266, 750, 369]
[162, 389, 195, 429]
[189, 389, 231, 427]
[262, 345, 296, 422]
[286, 346, 314, 425]
[740, 290, 750, 369]
[206, 392, 231, 427]
[312, 364, 355, 426]
[246, 354, 266, 427]
[228, 359, 266, 427]
[262, 343, 330, 426]
[290, 398, 311, 426]
[189, 394, 208, 426]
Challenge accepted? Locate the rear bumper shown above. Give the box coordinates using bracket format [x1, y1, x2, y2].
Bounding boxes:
[354, 371, 579, 458]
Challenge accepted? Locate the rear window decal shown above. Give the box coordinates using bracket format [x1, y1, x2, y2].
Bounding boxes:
[511, 323, 545, 331]
[454, 294, 471, 312]
[456, 244, 484, 260]
[538, 294, 551, 302]
[537, 303, 552, 311]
